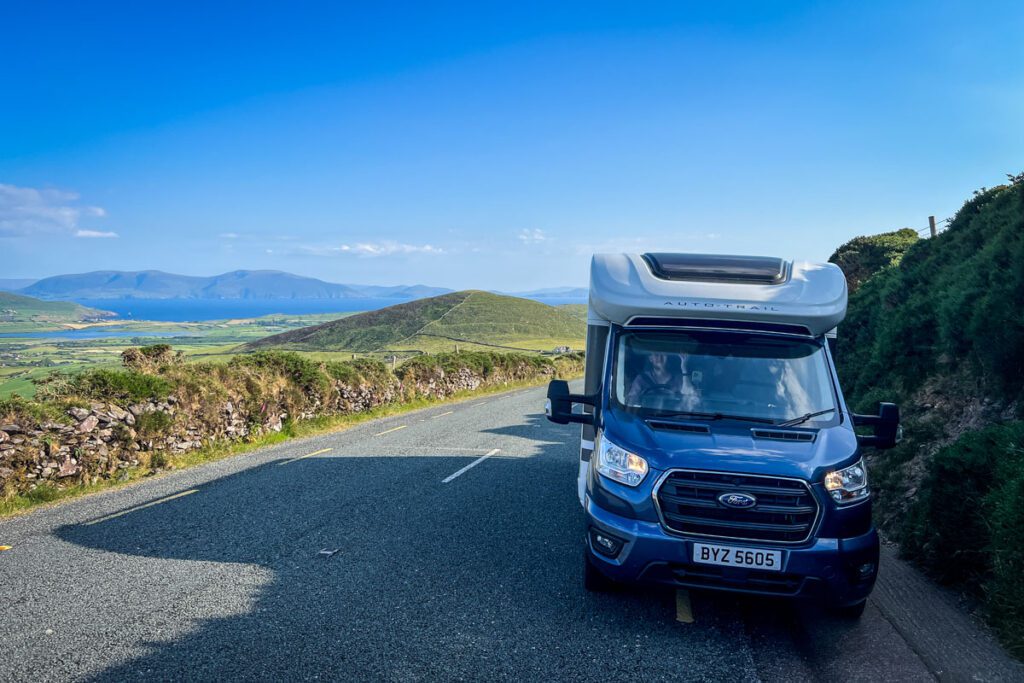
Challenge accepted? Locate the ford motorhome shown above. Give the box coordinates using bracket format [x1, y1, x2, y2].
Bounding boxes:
[545, 253, 899, 617]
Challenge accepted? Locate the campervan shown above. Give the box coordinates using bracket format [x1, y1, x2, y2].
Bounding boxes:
[545, 253, 900, 617]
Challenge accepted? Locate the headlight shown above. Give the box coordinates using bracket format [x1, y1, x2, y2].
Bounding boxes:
[595, 432, 648, 486]
[824, 459, 869, 504]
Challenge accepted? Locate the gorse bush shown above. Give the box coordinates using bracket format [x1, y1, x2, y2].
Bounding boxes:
[828, 227, 919, 293]
[839, 182, 1024, 407]
[59, 369, 173, 402]
[901, 422, 1024, 657]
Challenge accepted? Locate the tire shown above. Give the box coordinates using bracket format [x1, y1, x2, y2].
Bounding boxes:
[583, 549, 617, 592]
[829, 599, 867, 619]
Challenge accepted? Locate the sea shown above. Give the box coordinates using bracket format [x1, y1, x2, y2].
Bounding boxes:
[0, 296, 586, 340]
[73, 296, 585, 322]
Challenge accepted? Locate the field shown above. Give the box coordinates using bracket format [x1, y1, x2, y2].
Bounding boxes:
[0, 295, 588, 399]
[0, 313, 353, 398]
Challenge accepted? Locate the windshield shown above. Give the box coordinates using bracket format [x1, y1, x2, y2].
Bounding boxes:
[612, 330, 837, 424]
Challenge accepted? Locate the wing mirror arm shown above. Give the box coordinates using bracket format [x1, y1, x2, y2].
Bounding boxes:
[544, 380, 597, 426]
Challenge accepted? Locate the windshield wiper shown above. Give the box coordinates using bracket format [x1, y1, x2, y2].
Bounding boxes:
[656, 410, 776, 425]
[778, 408, 836, 427]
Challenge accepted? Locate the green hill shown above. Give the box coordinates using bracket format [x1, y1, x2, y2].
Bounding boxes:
[245, 290, 585, 353]
[838, 177, 1024, 657]
[0, 292, 114, 323]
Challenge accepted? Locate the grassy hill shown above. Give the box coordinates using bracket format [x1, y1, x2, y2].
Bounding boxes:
[0, 292, 114, 323]
[837, 177, 1024, 656]
[245, 290, 585, 353]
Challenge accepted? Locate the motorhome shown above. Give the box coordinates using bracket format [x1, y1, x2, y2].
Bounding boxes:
[545, 253, 900, 617]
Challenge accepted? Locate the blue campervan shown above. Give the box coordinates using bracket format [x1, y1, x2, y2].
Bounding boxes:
[545, 253, 900, 617]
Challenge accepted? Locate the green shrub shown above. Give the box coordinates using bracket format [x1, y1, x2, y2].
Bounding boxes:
[828, 227, 919, 292]
[230, 351, 330, 394]
[901, 422, 1024, 656]
[135, 411, 174, 437]
[839, 182, 1024, 405]
[56, 369, 173, 402]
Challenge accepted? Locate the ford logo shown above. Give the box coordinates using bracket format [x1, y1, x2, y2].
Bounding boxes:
[718, 492, 757, 509]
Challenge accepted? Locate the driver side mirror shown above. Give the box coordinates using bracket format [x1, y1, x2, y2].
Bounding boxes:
[853, 402, 901, 449]
[545, 380, 596, 426]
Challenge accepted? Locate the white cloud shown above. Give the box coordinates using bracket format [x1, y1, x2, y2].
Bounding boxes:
[220, 232, 240, 239]
[518, 228, 546, 244]
[74, 229, 118, 239]
[300, 241, 445, 257]
[0, 182, 112, 238]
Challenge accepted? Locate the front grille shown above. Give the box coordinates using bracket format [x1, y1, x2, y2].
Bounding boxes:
[655, 470, 818, 544]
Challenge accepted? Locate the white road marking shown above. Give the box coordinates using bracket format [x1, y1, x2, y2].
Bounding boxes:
[374, 425, 408, 436]
[432, 411, 454, 419]
[442, 448, 501, 484]
[85, 489, 198, 526]
[279, 447, 333, 466]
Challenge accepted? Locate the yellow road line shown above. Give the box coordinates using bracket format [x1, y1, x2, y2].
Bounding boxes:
[432, 411, 454, 419]
[85, 489, 198, 526]
[675, 589, 694, 623]
[279, 447, 333, 466]
[0, 545, 11, 551]
[374, 425, 408, 436]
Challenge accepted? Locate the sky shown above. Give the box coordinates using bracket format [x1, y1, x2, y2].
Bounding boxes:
[1, 1, 1022, 290]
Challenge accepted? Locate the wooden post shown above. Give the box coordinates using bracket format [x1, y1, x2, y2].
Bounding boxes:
[390, 355, 396, 370]
[455, 343, 459, 353]
[928, 215, 937, 238]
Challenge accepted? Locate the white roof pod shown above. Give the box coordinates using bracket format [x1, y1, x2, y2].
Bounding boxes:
[588, 253, 847, 337]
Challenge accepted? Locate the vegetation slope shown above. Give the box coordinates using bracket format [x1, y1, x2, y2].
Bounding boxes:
[837, 177, 1024, 656]
[0, 291, 114, 323]
[245, 290, 585, 353]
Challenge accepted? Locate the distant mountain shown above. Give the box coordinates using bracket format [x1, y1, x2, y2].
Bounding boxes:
[246, 290, 585, 352]
[19, 270, 448, 301]
[0, 291, 115, 323]
[351, 284, 453, 299]
[0, 279, 37, 292]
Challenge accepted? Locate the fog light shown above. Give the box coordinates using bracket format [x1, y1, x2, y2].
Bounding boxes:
[589, 528, 624, 557]
[857, 562, 876, 580]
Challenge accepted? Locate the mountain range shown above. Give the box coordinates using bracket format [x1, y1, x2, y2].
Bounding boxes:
[17, 270, 454, 301]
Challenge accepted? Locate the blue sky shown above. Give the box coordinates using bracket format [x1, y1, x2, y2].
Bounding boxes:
[1, 1, 1021, 290]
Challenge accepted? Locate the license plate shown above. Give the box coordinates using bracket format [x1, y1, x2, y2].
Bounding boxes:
[692, 543, 782, 571]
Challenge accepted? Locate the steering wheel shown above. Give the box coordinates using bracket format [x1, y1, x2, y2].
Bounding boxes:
[639, 385, 683, 400]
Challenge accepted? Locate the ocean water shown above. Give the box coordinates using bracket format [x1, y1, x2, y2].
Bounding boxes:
[74, 298, 404, 321]
[73, 296, 587, 322]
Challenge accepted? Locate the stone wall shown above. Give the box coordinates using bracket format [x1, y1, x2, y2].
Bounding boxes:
[0, 351, 581, 498]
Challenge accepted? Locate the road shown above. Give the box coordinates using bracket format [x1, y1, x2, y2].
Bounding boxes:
[0, 385, 1020, 682]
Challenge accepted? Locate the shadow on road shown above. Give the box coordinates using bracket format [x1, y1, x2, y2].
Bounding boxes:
[53, 410, 903, 681]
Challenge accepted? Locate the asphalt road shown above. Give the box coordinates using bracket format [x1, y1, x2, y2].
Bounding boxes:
[1, 386, 1021, 682]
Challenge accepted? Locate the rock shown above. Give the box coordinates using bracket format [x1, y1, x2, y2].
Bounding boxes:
[0, 424, 22, 434]
[129, 404, 145, 417]
[125, 412, 136, 426]
[0, 431, 7, 444]
[107, 404, 128, 420]
[40, 467, 53, 478]
[58, 458, 79, 478]
[68, 407, 90, 420]
[76, 415, 99, 433]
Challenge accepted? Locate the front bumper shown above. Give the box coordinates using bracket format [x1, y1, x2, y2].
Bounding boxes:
[585, 495, 879, 606]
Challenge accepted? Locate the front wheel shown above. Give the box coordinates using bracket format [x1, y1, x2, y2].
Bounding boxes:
[829, 599, 867, 619]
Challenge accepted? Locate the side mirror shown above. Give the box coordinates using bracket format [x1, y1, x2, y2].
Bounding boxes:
[545, 380, 596, 426]
[853, 402, 901, 449]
